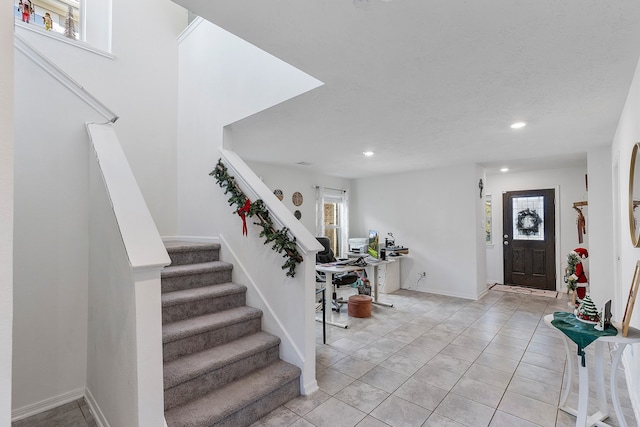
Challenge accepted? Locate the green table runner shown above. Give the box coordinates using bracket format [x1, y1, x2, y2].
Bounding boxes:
[551, 311, 617, 367]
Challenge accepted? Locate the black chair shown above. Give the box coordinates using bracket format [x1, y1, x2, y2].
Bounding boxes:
[316, 237, 359, 311]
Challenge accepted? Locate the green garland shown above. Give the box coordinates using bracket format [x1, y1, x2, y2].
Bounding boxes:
[210, 159, 303, 277]
[564, 251, 580, 292]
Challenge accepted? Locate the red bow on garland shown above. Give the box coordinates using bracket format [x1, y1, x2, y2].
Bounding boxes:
[238, 199, 251, 236]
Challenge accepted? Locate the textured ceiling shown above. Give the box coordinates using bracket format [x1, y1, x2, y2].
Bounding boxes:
[174, 0, 640, 178]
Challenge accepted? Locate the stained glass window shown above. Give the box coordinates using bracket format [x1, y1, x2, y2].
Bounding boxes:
[512, 196, 544, 241]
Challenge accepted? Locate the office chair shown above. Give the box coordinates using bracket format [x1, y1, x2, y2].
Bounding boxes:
[316, 237, 360, 311]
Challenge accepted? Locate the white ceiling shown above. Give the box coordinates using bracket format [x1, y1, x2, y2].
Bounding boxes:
[174, 0, 640, 179]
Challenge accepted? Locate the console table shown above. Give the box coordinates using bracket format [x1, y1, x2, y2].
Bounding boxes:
[544, 313, 640, 427]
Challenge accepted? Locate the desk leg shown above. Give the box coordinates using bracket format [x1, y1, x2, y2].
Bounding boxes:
[322, 288, 326, 342]
[324, 273, 348, 329]
[368, 265, 393, 308]
[610, 343, 629, 427]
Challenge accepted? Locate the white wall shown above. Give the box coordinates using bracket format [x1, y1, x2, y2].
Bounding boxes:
[350, 163, 486, 300]
[611, 54, 640, 419]
[586, 146, 615, 308]
[484, 166, 588, 291]
[245, 161, 352, 236]
[15, 0, 187, 236]
[0, 0, 14, 423]
[12, 0, 186, 416]
[176, 18, 322, 240]
[12, 52, 105, 413]
[87, 163, 139, 426]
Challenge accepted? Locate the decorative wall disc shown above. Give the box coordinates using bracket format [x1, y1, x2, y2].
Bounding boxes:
[294, 210, 302, 220]
[273, 189, 284, 201]
[292, 192, 303, 206]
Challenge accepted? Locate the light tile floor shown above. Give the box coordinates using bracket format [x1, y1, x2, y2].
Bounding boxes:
[252, 288, 639, 427]
[12, 289, 638, 427]
[12, 398, 96, 427]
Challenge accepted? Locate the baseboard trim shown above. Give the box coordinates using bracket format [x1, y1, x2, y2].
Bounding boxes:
[475, 288, 489, 300]
[400, 286, 480, 300]
[11, 387, 84, 421]
[302, 379, 319, 396]
[85, 387, 109, 427]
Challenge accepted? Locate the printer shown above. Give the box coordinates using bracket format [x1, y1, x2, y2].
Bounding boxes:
[348, 237, 368, 254]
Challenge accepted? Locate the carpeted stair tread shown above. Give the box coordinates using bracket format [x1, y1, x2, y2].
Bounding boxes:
[163, 306, 262, 344]
[164, 360, 300, 427]
[164, 241, 221, 252]
[163, 332, 280, 390]
[162, 261, 232, 279]
[162, 283, 246, 308]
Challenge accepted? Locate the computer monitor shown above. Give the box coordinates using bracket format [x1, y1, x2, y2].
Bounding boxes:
[367, 230, 379, 259]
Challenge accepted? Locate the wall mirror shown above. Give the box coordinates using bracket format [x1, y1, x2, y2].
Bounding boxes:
[629, 142, 640, 246]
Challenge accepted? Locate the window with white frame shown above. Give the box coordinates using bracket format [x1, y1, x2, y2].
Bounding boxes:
[316, 187, 349, 258]
[14, 0, 112, 53]
[15, 0, 80, 40]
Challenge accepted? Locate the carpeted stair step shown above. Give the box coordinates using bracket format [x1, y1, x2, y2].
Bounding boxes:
[163, 332, 281, 410]
[164, 360, 301, 427]
[162, 283, 247, 324]
[163, 306, 263, 362]
[165, 241, 220, 266]
[161, 261, 233, 293]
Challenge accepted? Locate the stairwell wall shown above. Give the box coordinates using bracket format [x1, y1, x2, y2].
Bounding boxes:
[1, 2, 14, 424]
[12, 0, 186, 418]
[12, 50, 106, 416]
[611, 52, 640, 421]
[176, 19, 324, 395]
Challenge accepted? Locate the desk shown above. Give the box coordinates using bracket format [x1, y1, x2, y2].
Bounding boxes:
[316, 260, 394, 329]
[544, 314, 640, 427]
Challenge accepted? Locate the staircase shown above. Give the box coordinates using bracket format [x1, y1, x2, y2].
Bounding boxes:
[162, 241, 301, 427]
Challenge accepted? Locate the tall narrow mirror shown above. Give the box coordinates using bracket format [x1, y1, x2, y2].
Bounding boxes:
[629, 142, 640, 246]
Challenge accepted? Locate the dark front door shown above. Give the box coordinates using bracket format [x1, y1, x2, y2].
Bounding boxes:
[503, 189, 556, 290]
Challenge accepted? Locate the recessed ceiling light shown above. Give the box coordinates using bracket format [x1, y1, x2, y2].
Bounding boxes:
[500, 167, 509, 172]
[510, 122, 526, 129]
[363, 151, 374, 157]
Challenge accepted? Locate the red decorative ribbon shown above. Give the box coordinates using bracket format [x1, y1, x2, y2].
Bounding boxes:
[238, 199, 251, 236]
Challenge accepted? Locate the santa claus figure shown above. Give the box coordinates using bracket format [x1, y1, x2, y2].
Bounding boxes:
[566, 247, 588, 307]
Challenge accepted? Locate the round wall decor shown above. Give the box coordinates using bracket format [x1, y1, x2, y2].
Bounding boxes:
[294, 210, 302, 220]
[292, 192, 303, 206]
[273, 189, 284, 201]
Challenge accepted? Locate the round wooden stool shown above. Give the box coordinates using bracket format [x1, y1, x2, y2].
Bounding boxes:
[348, 295, 373, 318]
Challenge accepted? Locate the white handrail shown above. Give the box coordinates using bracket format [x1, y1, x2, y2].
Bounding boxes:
[87, 123, 170, 270]
[219, 149, 322, 256]
[14, 34, 118, 123]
